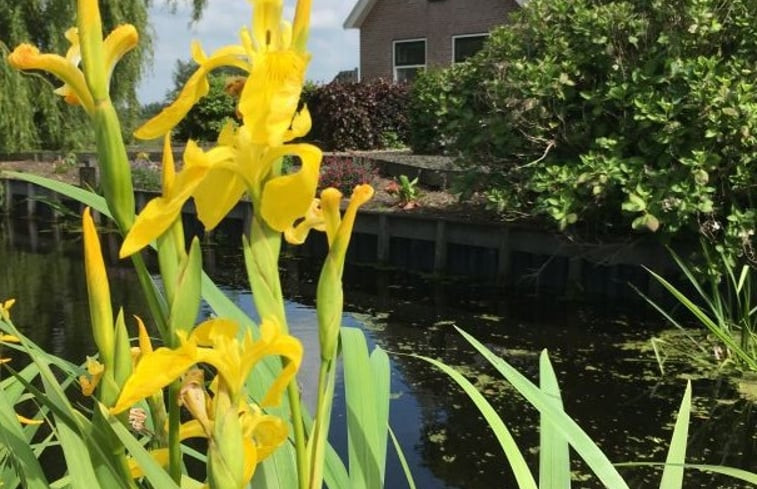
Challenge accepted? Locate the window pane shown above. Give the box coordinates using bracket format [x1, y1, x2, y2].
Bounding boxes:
[395, 40, 425, 66]
[454, 35, 487, 63]
[396, 66, 423, 83]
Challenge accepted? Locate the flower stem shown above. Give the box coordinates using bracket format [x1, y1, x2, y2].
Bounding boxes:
[168, 380, 182, 483]
[244, 213, 308, 489]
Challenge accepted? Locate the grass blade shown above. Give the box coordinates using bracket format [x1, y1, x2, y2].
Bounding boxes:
[617, 462, 757, 485]
[455, 327, 630, 489]
[99, 404, 180, 489]
[658, 381, 691, 489]
[4, 172, 109, 216]
[388, 425, 416, 489]
[414, 353, 538, 489]
[539, 350, 570, 489]
[0, 388, 49, 489]
[342, 327, 391, 489]
[54, 417, 101, 489]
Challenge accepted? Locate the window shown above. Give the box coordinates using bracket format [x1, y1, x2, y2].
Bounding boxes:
[393, 39, 426, 82]
[452, 34, 488, 63]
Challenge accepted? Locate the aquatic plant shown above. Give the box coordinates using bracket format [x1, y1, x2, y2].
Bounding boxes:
[418, 326, 757, 488]
[641, 244, 757, 373]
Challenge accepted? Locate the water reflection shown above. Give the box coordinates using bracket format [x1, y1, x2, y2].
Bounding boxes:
[0, 216, 754, 489]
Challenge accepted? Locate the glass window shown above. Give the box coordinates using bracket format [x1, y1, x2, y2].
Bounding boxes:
[394, 39, 425, 82]
[453, 34, 488, 63]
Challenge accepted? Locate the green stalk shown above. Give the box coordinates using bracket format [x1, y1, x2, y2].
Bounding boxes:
[167, 380, 183, 483]
[244, 213, 308, 489]
[130, 253, 169, 340]
[308, 361, 337, 489]
[243, 215, 286, 322]
[91, 103, 135, 233]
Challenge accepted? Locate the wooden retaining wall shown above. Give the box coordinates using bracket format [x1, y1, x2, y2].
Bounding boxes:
[2, 177, 673, 298]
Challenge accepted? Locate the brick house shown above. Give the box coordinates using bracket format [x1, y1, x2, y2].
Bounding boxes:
[343, 0, 524, 82]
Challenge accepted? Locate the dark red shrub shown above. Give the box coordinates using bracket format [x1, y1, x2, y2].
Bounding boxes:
[318, 156, 377, 196]
[302, 80, 410, 151]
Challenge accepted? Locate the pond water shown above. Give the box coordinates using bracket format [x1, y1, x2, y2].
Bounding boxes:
[0, 215, 754, 489]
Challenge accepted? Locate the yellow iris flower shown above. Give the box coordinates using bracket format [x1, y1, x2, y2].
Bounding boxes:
[120, 125, 321, 258]
[7, 24, 138, 115]
[136, 0, 311, 145]
[0, 299, 16, 322]
[111, 316, 299, 485]
[111, 316, 302, 414]
[120, 0, 321, 258]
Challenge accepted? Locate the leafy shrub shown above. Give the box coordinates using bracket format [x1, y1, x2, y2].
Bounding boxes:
[302, 80, 410, 151]
[408, 67, 466, 155]
[318, 156, 377, 195]
[414, 0, 756, 262]
[174, 74, 238, 141]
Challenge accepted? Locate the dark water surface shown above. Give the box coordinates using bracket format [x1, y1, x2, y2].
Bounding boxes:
[0, 216, 754, 489]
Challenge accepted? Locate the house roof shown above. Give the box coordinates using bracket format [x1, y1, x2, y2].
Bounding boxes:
[343, 0, 376, 29]
[343, 0, 528, 29]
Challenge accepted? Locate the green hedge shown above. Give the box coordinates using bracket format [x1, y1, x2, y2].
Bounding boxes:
[409, 0, 756, 261]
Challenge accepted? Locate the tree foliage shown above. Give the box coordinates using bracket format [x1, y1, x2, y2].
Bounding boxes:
[0, 0, 208, 152]
[167, 58, 243, 141]
[410, 0, 756, 262]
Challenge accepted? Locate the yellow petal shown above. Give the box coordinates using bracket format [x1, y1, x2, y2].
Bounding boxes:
[291, 0, 312, 52]
[319, 188, 343, 247]
[254, 318, 303, 407]
[0, 334, 19, 342]
[79, 357, 105, 396]
[83, 208, 115, 366]
[238, 50, 308, 146]
[260, 143, 322, 231]
[193, 168, 247, 230]
[331, 184, 374, 256]
[161, 133, 176, 195]
[248, 413, 288, 460]
[190, 318, 239, 347]
[16, 414, 44, 426]
[284, 198, 325, 245]
[135, 69, 210, 140]
[103, 24, 138, 83]
[128, 448, 169, 478]
[119, 196, 185, 258]
[252, 0, 284, 51]
[135, 316, 153, 356]
[120, 142, 221, 257]
[180, 368, 212, 434]
[283, 106, 312, 142]
[242, 437, 259, 483]
[134, 44, 249, 140]
[7, 44, 94, 113]
[53, 28, 83, 105]
[179, 419, 208, 440]
[111, 345, 197, 414]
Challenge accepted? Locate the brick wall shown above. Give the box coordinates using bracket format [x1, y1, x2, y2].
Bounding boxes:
[359, 0, 519, 81]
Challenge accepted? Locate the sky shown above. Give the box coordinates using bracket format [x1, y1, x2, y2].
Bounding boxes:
[137, 0, 359, 104]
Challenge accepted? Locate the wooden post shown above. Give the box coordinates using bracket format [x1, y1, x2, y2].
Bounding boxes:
[497, 227, 511, 285]
[26, 183, 36, 218]
[2, 179, 11, 214]
[376, 213, 390, 264]
[566, 256, 583, 297]
[135, 191, 147, 212]
[433, 220, 447, 274]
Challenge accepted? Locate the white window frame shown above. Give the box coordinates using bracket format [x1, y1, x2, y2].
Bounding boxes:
[392, 38, 426, 82]
[451, 33, 489, 63]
